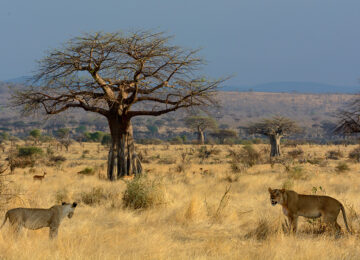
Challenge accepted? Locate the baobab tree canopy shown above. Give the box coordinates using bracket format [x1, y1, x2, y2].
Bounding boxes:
[248, 116, 300, 137]
[248, 116, 300, 157]
[12, 30, 225, 180]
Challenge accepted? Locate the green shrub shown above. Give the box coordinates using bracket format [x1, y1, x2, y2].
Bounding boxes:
[18, 146, 43, 157]
[122, 176, 165, 210]
[77, 167, 95, 175]
[101, 134, 112, 146]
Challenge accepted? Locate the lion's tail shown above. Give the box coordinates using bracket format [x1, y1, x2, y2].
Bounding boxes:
[340, 204, 351, 233]
[0, 212, 8, 229]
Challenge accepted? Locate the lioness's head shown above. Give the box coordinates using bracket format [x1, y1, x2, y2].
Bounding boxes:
[268, 188, 286, 206]
[62, 202, 77, 218]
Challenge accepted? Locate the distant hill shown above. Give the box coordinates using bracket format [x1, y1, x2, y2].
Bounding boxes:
[222, 81, 359, 94]
[4, 77, 360, 94]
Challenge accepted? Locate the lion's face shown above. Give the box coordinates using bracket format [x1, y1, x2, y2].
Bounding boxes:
[62, 202, 77, 218]
[268, 188, 285, 206]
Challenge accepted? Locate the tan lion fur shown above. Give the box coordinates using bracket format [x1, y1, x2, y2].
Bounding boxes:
[268, 188, 350, 234]
[1, 202, 77, 239]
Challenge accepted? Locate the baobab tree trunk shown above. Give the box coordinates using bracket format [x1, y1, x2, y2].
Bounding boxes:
[107, 117, 142, 181]
[197, 128, 205, 144]
[269, 134, 281, 157]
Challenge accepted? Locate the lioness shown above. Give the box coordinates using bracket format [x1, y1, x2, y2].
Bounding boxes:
[268, 188, 350, 234]
[1, 202, 77, 239]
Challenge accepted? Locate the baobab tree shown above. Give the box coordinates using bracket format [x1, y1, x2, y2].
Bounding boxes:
[12, 31, 225, 180]
[248, 116, 300, 157]
[184, 115, 217, 144]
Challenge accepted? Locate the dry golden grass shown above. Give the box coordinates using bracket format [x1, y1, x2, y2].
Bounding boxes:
[1, 142, 360, 259]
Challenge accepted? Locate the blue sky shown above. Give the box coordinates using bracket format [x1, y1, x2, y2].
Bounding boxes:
[1, 0, 360, 87]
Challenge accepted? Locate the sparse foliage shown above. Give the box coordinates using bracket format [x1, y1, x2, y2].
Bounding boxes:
[184, 115, 217, 144]
[12, 30, 225, 180]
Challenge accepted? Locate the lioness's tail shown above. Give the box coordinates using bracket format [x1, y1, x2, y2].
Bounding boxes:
[340, 204, 351, 233]
[0, 212, 8, 229]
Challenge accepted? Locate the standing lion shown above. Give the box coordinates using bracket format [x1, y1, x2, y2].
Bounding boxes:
[268, 188, 350, 234]
[1, 202, 77, 239]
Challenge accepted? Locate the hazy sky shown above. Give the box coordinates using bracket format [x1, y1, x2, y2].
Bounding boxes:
[1, 0, 360, 86]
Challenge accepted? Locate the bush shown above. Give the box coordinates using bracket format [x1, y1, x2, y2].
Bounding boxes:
[46, 155, 66, 167]
[287, 148, 304, 159]
[349, 146, 360, 162]
[9, 156, 35, 169]
[335, 162, 350, 173]
[326, 150, 343, 160]
[101, 134, 112, 146]
[197, 146, 221, 162]
[50, 155, 66, 163]
[54, 189, 69, 204]
[169, 136, 183, 144]
[137, 138, 163, 145]
[228, 145, 261, 170]
[80, 187, 109, 206]
[77, 167, 95, 175]
[18, 146, 43, 157]
[122, 176, 165, 210]
[240, 145, 261, 167]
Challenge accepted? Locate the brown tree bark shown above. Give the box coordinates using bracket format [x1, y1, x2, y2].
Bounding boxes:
[269, 134, 281, 157]
[197, 127, 205, 145]
[107, 117, 142, 180]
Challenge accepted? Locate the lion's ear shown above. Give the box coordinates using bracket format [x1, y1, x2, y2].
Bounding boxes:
[268, 187, 272, 193]
[280, 189, 285, 193]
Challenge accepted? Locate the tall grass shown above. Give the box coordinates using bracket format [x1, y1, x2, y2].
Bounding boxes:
[0, 142, 360, 259]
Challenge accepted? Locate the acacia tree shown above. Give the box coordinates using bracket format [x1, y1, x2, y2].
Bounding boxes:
[29, 129, 41, 144]
[184, 115, 217, 144]
[209, 129, 237, 144]
[248, 116, 300, 157]
[12, 31, 224, 181]
[335, 97, 360, 134]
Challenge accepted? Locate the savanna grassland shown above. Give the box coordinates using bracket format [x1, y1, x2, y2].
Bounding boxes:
[1, 142, 360, 259]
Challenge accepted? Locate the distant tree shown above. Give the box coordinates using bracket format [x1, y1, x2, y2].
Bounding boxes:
[210, 129, 237, 144]
[89, 131, 105, 142]
[184, 116, 217, 144]
[321, 120, 337, 136]
[219, 123, 229, 129]
[335, 97, 360, 135]
[248, 116, 300, 157]
[55, 128, 72, 151]
[101, 134, 112, 147]
[0, 132, 9, 144]
[56, 128, 70, 139]
[29, 129, 41, 144]
[12, 30, 225, 180]
[146, 125, 159, 137]
[75, 125, 87, 134]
